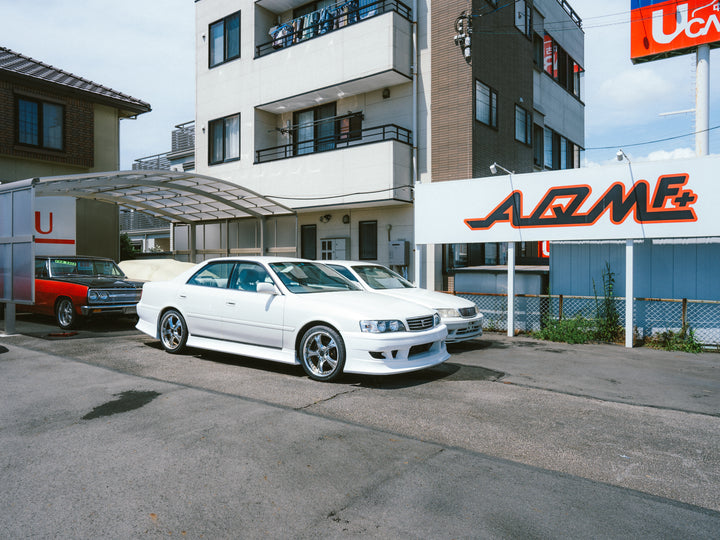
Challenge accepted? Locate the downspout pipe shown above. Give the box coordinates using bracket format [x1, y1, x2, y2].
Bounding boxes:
[412, 0, 421, 285]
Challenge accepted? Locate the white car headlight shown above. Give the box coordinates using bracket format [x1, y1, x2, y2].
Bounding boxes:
[434, 313, 441, 327]
[360, 320, 406, 333]
[436, 308, 461, 318]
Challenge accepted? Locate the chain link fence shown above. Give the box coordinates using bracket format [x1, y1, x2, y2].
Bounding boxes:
[450, 292, 720, 347]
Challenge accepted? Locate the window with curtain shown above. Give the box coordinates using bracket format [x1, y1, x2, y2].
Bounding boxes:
[293, 102, 337, 156]
[475, 80, 497, 128]
[209, 113, 240, 164]
[17, 97, 63, 150]
[209, 11, 241, 67]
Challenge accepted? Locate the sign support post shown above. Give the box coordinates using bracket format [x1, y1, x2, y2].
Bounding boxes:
[625, 239, 634, 348]
[507, 242, 515, 337]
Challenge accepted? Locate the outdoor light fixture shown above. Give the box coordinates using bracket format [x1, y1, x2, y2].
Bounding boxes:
[616, 149, 631, 162]
[319, 214, 332, 223]
[489, 162, 513, 175]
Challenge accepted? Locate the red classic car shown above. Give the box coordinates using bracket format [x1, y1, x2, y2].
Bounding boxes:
[24, 256, 143, 329]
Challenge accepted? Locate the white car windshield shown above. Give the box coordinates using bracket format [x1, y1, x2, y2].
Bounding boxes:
[269, 261, 360, 294]
[352, 265, 414, 290]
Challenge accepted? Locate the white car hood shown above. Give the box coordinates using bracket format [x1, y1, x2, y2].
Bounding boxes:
[371, 287, 474, 310]
[292, 290, 437, 320]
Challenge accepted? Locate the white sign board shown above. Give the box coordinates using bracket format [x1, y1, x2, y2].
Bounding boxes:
[415, 156, 719, 244]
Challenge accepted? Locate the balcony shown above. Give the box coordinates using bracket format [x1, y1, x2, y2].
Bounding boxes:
[256, 113, 411, 163]
[253, 114, 412, 208]
[256, 0, 411, 58]
[254, 2, 412, 114]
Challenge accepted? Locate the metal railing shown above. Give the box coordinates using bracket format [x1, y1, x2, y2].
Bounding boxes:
[256, 0, 412, 58]
[448, 292, 720, 347]
[255, 123, 411, 163]
[556, 0, 582, 29]
[132, 152, 171, 171]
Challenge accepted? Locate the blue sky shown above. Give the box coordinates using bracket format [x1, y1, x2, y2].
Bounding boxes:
[1, 0, 718, 170]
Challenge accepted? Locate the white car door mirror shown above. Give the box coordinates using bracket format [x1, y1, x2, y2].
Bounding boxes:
[256, 282, 278, 295]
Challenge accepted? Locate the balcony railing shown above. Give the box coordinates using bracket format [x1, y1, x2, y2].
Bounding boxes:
[256, 0, 411, 58]
[255, 122, 411, 164]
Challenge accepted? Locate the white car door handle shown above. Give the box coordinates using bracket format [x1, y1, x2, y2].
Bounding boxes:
[226, 301, 235, 306]
[179, 294, 186, 298]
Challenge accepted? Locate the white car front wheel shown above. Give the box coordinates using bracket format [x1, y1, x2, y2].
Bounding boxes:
[299, 325, 346, 382]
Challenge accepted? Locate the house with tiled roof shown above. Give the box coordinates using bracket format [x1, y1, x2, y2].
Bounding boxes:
[0, 46, 151, 182]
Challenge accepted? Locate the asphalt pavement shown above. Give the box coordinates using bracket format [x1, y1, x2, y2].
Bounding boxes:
[1, 313, 719, 538]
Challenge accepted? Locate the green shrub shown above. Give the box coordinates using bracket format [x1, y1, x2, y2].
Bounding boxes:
[646, 326, 703, 353]
[534, 315, 595, 344]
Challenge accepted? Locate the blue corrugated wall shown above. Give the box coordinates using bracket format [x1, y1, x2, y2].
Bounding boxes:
[550, 242, 720, 301]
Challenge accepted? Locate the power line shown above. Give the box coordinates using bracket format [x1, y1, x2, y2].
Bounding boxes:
[585, 124, 720, 151]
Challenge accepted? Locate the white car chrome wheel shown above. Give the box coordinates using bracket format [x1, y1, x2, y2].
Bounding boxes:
[160, 309, 187, 354]
[300, 325, 345, 382]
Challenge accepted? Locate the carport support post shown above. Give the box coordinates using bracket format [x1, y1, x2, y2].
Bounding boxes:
[625, 239, 634, 348]
[507, 242, 515, 337]
[189, 224, 197, 262]
[3, 303, 16, 335]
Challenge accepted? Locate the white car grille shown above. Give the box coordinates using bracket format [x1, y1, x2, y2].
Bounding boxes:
[406, 315, 435, 331]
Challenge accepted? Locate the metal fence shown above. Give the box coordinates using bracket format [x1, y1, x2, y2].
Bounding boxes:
[449, 292, 720, 347]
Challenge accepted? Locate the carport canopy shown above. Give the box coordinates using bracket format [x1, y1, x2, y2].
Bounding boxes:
[29, 170, 295, 223]
[1, 170, 296, 334]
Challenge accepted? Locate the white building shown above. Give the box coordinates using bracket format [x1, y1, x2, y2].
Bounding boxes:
[193, 0, 585, 287]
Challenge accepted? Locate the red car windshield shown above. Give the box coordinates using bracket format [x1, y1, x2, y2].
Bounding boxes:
[49, 259, 124, 278]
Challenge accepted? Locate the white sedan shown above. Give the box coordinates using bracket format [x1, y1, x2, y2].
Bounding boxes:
[327, 261, 484, 343]
[136, 257, 449, 382]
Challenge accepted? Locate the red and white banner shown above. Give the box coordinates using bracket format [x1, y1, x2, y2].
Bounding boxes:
[631, 0, 720, 63]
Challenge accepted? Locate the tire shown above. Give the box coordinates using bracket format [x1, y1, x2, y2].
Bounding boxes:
[56, 297, 79, 330]
[159, 309, 188, 354]
[299, 325, 346, 382]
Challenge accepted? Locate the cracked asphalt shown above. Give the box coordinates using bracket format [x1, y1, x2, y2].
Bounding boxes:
[1, 314, 719, 538]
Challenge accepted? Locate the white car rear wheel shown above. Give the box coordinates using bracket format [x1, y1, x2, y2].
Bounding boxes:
[159, 309, 188, 354]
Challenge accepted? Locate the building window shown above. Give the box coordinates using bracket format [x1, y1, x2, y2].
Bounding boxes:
[294, 103, 337, 155]
[515, 0, 531, 37]
[533, 124, 543, 167]
[475, 80, 497, 128]
[515, 105, 531, 145]
[209, 113, 240, 164]
[209, 11, 241, 67]
[17, 97, 63, 150]
[543, 127, 553, 169]
[543, 32, 584, 98]
[359, 221, 377, 260]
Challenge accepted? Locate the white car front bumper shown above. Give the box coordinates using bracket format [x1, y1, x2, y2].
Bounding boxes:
[342, 324, 450, 375]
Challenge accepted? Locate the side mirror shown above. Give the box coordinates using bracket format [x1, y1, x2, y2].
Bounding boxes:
[256, 282, 278, 295]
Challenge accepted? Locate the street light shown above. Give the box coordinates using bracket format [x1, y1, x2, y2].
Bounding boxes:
[489, 162, 514, 175]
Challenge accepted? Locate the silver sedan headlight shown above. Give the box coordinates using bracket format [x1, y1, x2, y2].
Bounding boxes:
[436, 308, 461, 318]
[360, 320, 406, 333]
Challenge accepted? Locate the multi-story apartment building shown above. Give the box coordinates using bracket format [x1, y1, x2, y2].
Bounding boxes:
[193, 0, 584, 287]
